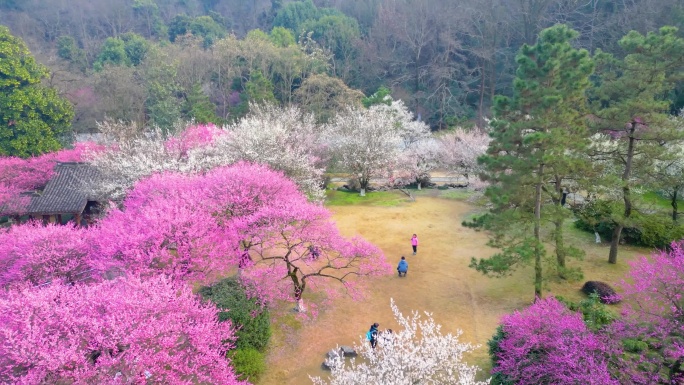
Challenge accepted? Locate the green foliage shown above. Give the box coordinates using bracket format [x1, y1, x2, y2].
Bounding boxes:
[300, 14, 360, 62]
[94, 37, 129, 70]
[273, 0, 319, 32]
[244, 70, 276, 104]
[293, 73, 363, 122]
[198, 277, 271, 352]
[56, 36, 83, 62]
[0, 26, 74, 157]
[189, 15, 225, 47]
[183, 84, 219, 124]
[229, 348, 266, 382]
[474, 24, 594, 296]
[245, 29, 270, 42]
[623, 338, 649, 353]
[121, 33, 149, 66]
[362, 86, 392, 108]
[168, 14, 225, 46]
[131, 0, 166, 39]
[461, 213, 491, 230]
[168, 14, 191, 42]
[269, 26, 296, 47]
[555, 293, 616, 331]
[487, 326, 515, 385]
[574, 200, 684, 249]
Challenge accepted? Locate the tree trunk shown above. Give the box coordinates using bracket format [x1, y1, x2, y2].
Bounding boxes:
[608, 224, 623, 264]
[552, 175, 566, 274]
[672, 189, 678, 222]
[554, 217, 566, 271]
[609, 128, 636, 264]
[417, 181, 422, 190]
[477, 58, 486, 128]
[533, 164, 544, 299]
[296, 298, 306, 312]
[359, 177, 368, 197]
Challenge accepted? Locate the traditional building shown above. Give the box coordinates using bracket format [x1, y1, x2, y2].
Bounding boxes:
[9, 162, 104, 226]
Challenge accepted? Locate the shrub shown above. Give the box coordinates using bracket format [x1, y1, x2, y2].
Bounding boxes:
[556, 293, 617, 330]
[488, 326, 514, 385]
[198, 277, 271, 351]
[230, 347, 266, 382]
[574, 200, 684, 249]
[492, 297, 617, 384]
[581, 281, 620, 304]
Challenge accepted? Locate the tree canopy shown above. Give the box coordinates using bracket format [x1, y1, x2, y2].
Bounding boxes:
[0, 26, 73, 157]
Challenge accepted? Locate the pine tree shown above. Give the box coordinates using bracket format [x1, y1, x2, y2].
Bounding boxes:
[590, 26, 684, 264]
[471, 25, 594, 298]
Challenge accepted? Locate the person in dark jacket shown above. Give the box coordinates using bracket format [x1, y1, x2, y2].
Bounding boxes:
[397, 256, 408, 277]
[368, 322, 380, 348]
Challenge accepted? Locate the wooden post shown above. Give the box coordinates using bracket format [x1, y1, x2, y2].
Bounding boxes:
[75, 213, 82, 227]
[57, 214, 62, 224]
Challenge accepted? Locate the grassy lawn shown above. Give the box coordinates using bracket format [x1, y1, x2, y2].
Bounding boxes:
[641, 191, 682, 212]
[325, 189, 410, 207]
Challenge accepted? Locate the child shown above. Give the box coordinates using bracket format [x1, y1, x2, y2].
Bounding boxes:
[397, 256, 408, 277]
[411, 234, 418, 255]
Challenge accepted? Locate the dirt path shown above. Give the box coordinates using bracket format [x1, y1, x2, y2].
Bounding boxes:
[259, 196, 641, 384]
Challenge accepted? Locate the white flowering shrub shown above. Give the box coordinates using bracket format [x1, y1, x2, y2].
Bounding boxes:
[310, 299, 490, 385]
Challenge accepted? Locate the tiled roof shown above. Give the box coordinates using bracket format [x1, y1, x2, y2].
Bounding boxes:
[25, 163, 103, 215]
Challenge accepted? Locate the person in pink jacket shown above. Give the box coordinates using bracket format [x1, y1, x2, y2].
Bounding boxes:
[411, 234, 418, 255]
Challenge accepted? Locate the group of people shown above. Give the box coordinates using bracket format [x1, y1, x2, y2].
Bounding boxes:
[366, 322, 393, 349]
[365, 234, 419, 349]
[396, 234, 418, 277]
[363, 235, 418, 348]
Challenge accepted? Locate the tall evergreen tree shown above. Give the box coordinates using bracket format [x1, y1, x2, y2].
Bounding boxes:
[590, 26, 684, 264]
[470, 25, 594, 298]
[0, 26, 74, 157]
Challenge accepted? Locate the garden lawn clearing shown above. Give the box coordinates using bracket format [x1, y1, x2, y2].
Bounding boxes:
[259, 193, 646, 384]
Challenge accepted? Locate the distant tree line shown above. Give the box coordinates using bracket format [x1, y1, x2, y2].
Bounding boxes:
[1, 0, 682, 130]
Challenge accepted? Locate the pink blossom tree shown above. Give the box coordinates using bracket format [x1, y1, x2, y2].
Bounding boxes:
[0, 222, 93, 288]
[237, 199, 391, 312]
[91, 171, 242, 281]
[607, 240, 684, 383]
[92, 162, 390, 312]
[0, 275, 243, 385]
[493, 297, 617, 385]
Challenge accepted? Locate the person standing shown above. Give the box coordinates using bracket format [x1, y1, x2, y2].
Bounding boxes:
[367, 322, 380, 349]
[411, 234, 418, 255]
[397, 256, 408, 277]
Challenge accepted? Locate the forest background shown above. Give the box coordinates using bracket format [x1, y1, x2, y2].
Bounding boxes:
[2, 0, 683, 135]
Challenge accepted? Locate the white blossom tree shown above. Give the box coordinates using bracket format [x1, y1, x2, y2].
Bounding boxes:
[216, 104, 329, 201]
[88, 105, 328, 201]
[328, 100, 430, 196]
[437, 128, 490, 188]
[394, 139, 441, 190]
[310, 299, 490, 385]
[87, 124, 233, 199]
